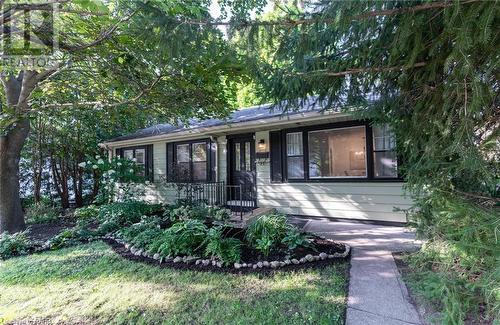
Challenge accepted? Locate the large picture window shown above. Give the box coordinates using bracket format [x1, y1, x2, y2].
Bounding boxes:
[172, 140, 209, 182]
[308, 126, 366, 178]
[280, 122, 399, 182]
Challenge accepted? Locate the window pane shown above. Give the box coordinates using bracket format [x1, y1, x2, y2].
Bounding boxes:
[176, 144, 190, 163]
[192, 143, 207, 162]
[135, 149, 145, 165]
[234, 143, 240, 171]
[374, 151, 398, 178]
[123, 150, 134, 160]
[245, 142, 251, 171]
[176, 163, 190, 181]
[308, 126, 367, 178]
[193, 162, 207, 181]
[287, 132, 303, 156]
[373, 125, 395, 150]
[287, 156, 304, 179]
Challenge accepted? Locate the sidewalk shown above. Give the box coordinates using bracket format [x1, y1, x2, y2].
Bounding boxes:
[301, 219, 423, 325]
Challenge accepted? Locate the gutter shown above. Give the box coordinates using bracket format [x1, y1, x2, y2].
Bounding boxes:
[99, 110, 353, 148]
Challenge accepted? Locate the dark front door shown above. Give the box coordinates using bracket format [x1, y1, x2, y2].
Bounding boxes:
[228, 134, 256, 205]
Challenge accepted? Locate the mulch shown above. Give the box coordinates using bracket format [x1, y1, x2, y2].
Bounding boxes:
[26, 219, 75, 243]
[104, 237, 350, 275]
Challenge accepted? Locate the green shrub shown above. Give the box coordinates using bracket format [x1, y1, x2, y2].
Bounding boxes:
[25, 202, 60, 224]
[245, 213, 293, 256]
[0, 231, 32, 259]
[405, 194, 499, 323]
[204, 226, 242, 265]
[74, 205, 100, 220]
[281, 228, 314, 252]
[164, 203, 231, 222]
[155, 220, 208, 258]
[117, 218, 163, 252]
[46, 220, 97, 250]
[96, 201, 163, 234]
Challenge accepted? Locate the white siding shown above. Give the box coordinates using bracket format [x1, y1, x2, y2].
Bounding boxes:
[255, 130, 412, 223]
[112, 130, 412, 223]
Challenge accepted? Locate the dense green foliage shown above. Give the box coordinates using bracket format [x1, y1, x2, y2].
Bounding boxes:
[73, 205, 100, 220]
[404, 194, 499, 323]
[224, 1, 499, 322]
[205, 226, 243, 265]
[24, 202, 60, 225]
[164, 203, 231, 223]
[155, 219, 208, 258]
[0, 231, 31, 259]
[0, 242, 348, 324]
[245, 213, 308, 256]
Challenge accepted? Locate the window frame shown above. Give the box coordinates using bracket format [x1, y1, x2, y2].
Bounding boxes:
[372, 125, 398, 179]
[171, 138, 212, 183]
[281, 120, 402, 183]
[116, 145, 153, 181]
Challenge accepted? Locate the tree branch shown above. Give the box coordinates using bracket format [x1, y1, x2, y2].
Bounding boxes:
[37, 74, 164, 110]
[296, 62, 428, 77]
[182, 0, 481, 27]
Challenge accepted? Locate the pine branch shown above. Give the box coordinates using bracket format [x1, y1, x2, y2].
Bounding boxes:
[36, 74, 164, 110]
[182, 0, 481, 27]
[296, 62, 427, 77]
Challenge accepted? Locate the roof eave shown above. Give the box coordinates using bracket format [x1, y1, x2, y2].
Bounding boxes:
[100, 110, 352, 148]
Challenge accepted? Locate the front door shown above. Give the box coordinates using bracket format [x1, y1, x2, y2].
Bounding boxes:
[228, 134, 256, 205]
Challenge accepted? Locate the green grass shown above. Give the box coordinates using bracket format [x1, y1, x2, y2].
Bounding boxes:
[0, 241, 348, 325]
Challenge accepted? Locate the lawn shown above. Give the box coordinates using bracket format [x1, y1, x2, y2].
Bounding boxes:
[0, 241, 348, 325]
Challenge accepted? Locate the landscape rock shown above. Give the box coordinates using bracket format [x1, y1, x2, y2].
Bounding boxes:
[305, 254, 314, 262]
[299, 257, 306, 263]
[195, 260, 201, 265]
[253, 264, 257, 269]
[257, 262, 263, 268]
[270, 261, 279, 268]
[327, 254, 334, 259]
[284, 259, 291, 265]
[173, 256, 182, 263]
[234, 263, 241, 269]
[153, 253, 160, 260]
[291, 259, 300, 265]
[202, 259, 210, 266]
[216, 261, 223, 268]
[262, 261, 269, 267]
[319, 253, 328, 260]
[279, 262, 285, 267]
[135, 250, 143, 256]
[242, 263, 247, 268]
[313, 255, 320, 261]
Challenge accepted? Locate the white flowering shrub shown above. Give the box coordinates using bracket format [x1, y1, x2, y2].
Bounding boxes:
[79, 155, 146, 204]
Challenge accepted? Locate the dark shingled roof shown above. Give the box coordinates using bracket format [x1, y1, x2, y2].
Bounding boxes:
[106, 97, 333, 143]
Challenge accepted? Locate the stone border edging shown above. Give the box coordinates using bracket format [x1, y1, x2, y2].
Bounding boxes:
[106, 235, 351, 270]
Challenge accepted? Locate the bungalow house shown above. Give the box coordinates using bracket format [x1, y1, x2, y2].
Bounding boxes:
[100, 98, 412, 224]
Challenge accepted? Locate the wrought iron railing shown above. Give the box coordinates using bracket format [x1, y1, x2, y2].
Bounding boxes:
[170, 181, 256, 219]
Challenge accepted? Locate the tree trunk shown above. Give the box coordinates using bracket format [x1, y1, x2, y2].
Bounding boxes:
[51, 156, 70, 209]
[0, 72, 31, 234]
[0, 119, 30, 233]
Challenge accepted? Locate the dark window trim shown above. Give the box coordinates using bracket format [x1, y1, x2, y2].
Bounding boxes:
[116, 145, 153, 181]
[280, 120, 403, 183]
[169, 138, 214, 183]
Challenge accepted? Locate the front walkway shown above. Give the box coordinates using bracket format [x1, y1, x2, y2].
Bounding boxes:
[301, 218, 423, 325]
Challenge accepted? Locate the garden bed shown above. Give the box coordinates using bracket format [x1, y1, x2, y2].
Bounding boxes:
[106, 235, 350, 274]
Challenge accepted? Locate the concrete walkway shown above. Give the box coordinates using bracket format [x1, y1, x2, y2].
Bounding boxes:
[301, 218, 422, 325]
